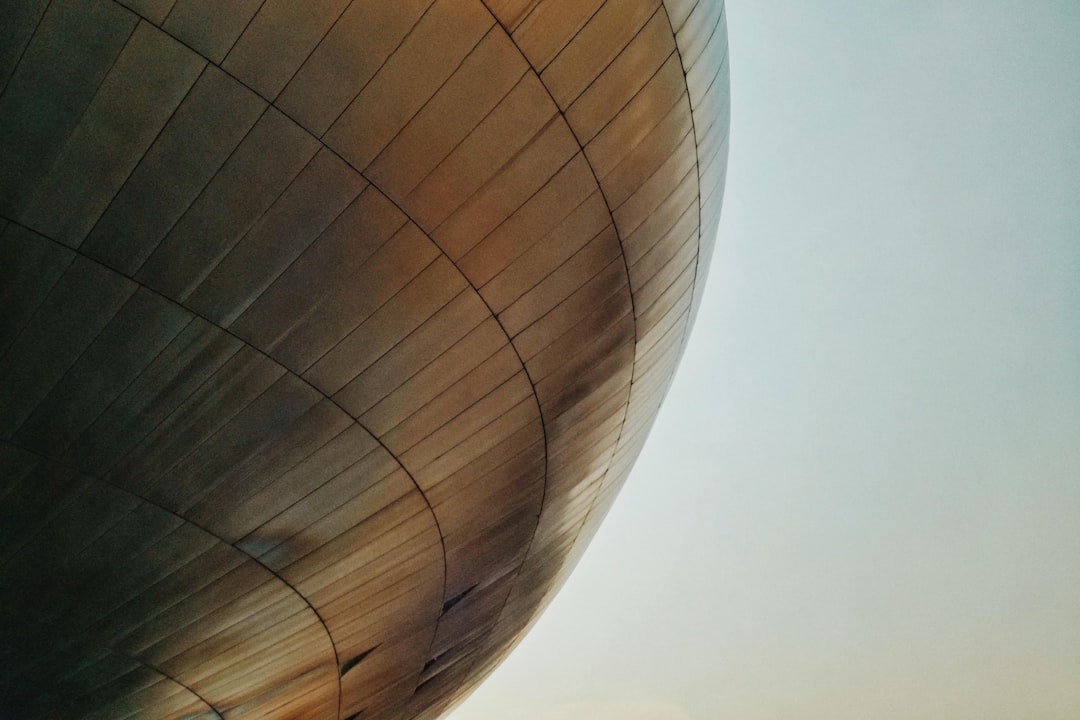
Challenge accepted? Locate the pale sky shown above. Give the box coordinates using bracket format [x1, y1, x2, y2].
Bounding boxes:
[446, 2, 1080, 719]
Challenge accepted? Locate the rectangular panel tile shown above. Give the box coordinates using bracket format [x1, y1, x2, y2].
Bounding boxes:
[277, 0, 435, 136]
[0, 0, 136, 217]
[597, 96, 693, 208]
[148, 374, 323, 513]
[372, 332, 519, 445]
[621, 165, 697, 264]
[540, 0, 659, 109]
[439, 122, 593, 266]
[366, 27, 528, 202]
[459, 152, 600, 288]
[163, 0, 264, 64]
[611, 130, 696, 233]
[0, 0, 50, 93]
[477, 192, 611, 312]
[512, 256, 627, 358]
[223, 0, 352, 100]
[83, 66, 265, 275]
[303, 256, 466, 396]
[498, 223, 621, 335]
[511, 0, 603, 70]
[19, 21, 205, 247]
[266, 222, 439, 374]
[534, 315, 635, 414]
[633, 237, 696, 312]
[333, 288, 491, 417]
[407, 72, 562, 235]
[63, 318, 241, 473]
[324, 0, 493, 170]
[564, 9, 672, 144]
[136, 108, 320, 302]
[582, 51, 686, 177]
[238, 446, 399, 565]
[222, 423, 377, 543]
[0, 256, 135, 439]
[107, 346, 285, 493]
[15, 289, 191, 457]
[425, 421, 543, 506]
[186, 399, 353, 537]
[636, 260, 694, 337]
[186, 148, 367, 325]
[0, 223, 73, 356]
[230, 186, 407, 360]
[410, 388, 539, 485]
[525, 287, 632, 382]
[686, 17, 727, 104]
[628, 201, 696, 288]
[539, 335, 633, 422]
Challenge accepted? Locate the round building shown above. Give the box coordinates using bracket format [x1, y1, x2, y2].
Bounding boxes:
[0, 1, 730, 718]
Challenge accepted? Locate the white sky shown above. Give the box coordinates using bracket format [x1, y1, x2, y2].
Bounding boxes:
[446, 2, 1080, 718]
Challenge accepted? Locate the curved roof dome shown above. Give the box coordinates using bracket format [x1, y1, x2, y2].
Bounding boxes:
[0, 1, 729, 718]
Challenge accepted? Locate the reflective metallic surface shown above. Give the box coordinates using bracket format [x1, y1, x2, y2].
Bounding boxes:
[0, 1, 729, 718]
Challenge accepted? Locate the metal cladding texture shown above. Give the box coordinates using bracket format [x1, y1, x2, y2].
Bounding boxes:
[0, 1, 729, 718]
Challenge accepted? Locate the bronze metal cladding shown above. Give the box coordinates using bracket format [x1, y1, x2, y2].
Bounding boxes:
[0, 1, 729, 718]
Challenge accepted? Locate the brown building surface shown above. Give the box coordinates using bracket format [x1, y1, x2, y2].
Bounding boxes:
[0, 1, 729, 718]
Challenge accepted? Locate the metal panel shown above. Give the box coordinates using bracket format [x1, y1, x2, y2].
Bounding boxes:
[0, 1, 731, 717]
[223, 0, 353, 101]
[84, 66, 266, 275]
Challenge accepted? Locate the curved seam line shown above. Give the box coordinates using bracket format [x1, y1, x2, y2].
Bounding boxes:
[4, 3, 721, 707]
[5, 272, 138, 441]
[344, 167, 547, 489]
[239, 3, 547, 669]
[0, 4, 137, 164]
[78, 58, 210, 260]
[120, 652, 224, 720]
[318, 0, 446, 142]
[421, 6, 650, 693]
[691, 53, 731, 143]
[678, 0, 725, 75]
[3, 222, 459, 720]
[493, 5, 638, 536]
[0, 11, 499, 715]
[346, 166, 550, 685]
[5, 443, 332, 718]
[0, 0, 53, 98]
[365, 41, 530, 209]
[560, 0, 717, 554]
[495, 16, 638, 490]
[267, 0, 357, 105]
[451, 2, 725, 685]
[125, 103, 273, 281]
[564, 0, 708, 561]
[559, 5, 667, 121]
[0, 236, 76, 368]
[218, 0, 271, 66]
[671, 1, 727, 364]
[667, 0, 703, 35]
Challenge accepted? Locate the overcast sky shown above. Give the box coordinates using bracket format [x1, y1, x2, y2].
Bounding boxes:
[446, 2, 1080, 718]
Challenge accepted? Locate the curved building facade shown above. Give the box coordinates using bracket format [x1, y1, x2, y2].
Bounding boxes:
[0, 1, 730, 718]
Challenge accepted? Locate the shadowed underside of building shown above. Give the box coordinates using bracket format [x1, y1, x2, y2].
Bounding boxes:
[0, 1, 729, 718]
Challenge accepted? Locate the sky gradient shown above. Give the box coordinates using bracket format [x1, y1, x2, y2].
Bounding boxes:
[446, 2, 1080, 718]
